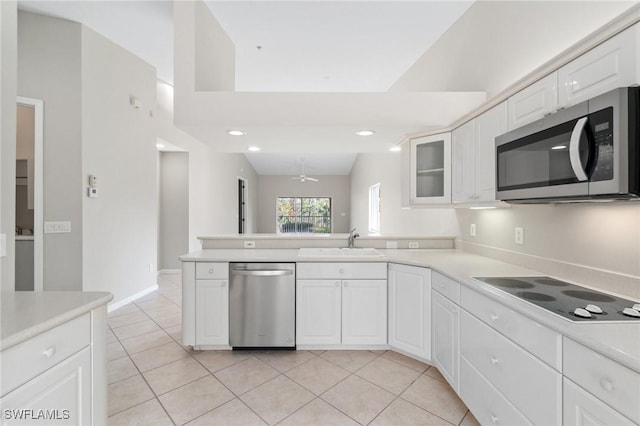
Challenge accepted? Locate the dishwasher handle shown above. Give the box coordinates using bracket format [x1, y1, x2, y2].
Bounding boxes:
[231, 269, 293, 277]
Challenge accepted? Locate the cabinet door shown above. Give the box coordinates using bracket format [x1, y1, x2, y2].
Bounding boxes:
[559, 24, 639, 108]
[1, 347, 92, 425]
[195, 279, 229, 346]
[410, 133, 451, 204]
[508, 73, 558, 130]
[431, 291, 459, 392]
[388, 264, 431, 360]
[296, 280, 342, 345]
[452, 121, 475, 203]
[474, 101, 507, 202]
[342, 279, 387, 345]
[563, 378, 636, 426]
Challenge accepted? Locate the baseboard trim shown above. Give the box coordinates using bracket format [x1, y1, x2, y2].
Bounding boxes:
[158, 269, 181, 275]
[108, 284, 159, 312]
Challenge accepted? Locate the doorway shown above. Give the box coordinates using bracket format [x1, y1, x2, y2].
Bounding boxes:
[15, 97, 43, 291]
[238, 178, 246, 234]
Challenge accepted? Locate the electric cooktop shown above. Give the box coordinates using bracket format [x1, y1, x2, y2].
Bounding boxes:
[473, 276, 640, 322]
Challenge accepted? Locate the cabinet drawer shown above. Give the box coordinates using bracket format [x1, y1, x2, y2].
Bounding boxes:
[460, 356, 532, 426]
[460, 310, 561, 425]
[297, 262, 387, 279]
[195, 262, 228, 279]
[563, 377, 636, 426]
[563, 337, 640, 424]
[1, 314, 90, 396]
[432, 271, 460, 304]
[461, 286, 561, 370]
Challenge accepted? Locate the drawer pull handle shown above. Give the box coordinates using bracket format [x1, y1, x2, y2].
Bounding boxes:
[490, 414, 500, 424]
[490, 314, 499, 322]
[600, 378, 614, 392]
[43, 346, 56, 358]
[221, 282, 227, 287]
[490, 356, 500, 365]
[339, 268, 345, 274]
[208, 268, 214, 274]
[344, 282, 349, 287]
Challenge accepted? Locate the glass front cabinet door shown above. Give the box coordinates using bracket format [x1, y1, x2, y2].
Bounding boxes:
[410, 133, 452, 204]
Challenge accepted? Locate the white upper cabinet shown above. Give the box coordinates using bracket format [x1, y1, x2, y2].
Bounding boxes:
[452, 102, 507, 203]
[507, 73, 558, 130]
[475, 102, 508, 202]
[559, 24, 639, 108]
[452, 120, 475, 203]
[409, 133, 452, 204]
[508, 23, 640, 131]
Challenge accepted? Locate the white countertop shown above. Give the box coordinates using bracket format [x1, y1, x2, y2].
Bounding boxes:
[181, 248, 640, 373]
[1, 291, 113, 351]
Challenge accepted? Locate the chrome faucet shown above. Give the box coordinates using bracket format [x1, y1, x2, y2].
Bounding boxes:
[348, 228, 359, 248]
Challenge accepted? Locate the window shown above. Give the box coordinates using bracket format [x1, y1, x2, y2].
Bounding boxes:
[369, 183, 381, 234]
[277, 197, 331, 233]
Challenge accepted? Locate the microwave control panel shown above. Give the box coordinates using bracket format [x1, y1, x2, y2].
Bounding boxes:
[589, 107, 614, 182]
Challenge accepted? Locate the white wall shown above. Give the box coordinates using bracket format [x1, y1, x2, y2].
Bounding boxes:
[456, 204, 640, 279]
[0, 1, 18, 290]
[159, 152, 189, 270]
[156, 81, 259, 251]
[81, 26, 158, 302]
[392, 1, 637, 97]
[194, 0, 235, 91]
[18, 11, 83, 291]
[257, 175, 351, 233]
[350, 153, 459, 236]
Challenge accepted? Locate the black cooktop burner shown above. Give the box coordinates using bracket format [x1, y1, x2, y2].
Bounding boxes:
[474, 276, 640, 322]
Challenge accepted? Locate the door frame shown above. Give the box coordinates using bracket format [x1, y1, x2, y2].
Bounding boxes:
[17, 96, 44, 291]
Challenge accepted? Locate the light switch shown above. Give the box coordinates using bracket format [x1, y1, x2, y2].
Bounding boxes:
[45, 221, 71, 234]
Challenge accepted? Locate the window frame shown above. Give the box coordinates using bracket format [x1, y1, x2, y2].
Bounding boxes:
[275, 196, 333, 234]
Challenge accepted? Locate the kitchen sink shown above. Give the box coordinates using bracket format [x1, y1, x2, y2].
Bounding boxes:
[298, 247, 384, 257]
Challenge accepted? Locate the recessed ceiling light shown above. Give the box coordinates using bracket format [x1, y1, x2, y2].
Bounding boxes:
[356, 130, 375, 136]
[389, 146, 401, 152]
[156, 143, 165, 149]
[228, 130, 246, 136]
[248, 146, 261, 152]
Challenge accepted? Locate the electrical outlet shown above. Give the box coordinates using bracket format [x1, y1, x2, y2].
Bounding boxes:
[470, 224, 477, 237]
[148, 263, 154, 273]
[386, 241, 398, 249]
[515, 227, 524, 245]
[244, 240, 256, 249]
[408, 241, 419, 249]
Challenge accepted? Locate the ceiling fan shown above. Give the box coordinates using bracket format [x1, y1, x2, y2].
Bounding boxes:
[291, 174, 319, 182]
[291, 158, 319, 182]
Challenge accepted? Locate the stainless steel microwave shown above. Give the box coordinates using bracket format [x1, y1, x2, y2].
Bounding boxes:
[495, 87, 639, 203]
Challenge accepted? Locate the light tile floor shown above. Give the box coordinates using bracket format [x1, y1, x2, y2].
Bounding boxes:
[107, 273, 480, 426]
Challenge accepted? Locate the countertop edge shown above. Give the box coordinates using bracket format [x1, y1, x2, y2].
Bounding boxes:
[1, 292, 113, 351]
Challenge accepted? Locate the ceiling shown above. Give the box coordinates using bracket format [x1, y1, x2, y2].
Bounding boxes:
[16, 0, 477, 175]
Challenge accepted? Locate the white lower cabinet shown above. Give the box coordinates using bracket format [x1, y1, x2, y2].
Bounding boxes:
[431, 290, 459, 391]
[195, 279, 229, 346]
[296, 263, 387, 347]
[388, 264, 431, 361]
[563, 378, 636, 426]
[460, 355, 532, 426]
[296, 280, 342, 345]
[296, 279, 386, 346]
[1, 348, 92, 425]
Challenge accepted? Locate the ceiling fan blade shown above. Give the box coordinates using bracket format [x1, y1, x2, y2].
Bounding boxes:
[306, 176, 319, 182]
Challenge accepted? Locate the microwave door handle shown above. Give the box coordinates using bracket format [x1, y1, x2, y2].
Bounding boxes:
[569, 117, 589, 181]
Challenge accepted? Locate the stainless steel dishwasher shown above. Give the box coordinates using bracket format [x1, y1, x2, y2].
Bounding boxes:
[229, 263, 295, 348]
